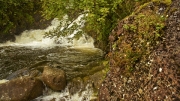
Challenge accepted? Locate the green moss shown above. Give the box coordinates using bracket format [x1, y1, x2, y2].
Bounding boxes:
[152, 0, 172, 5]
[110, 1, 170, 76]
[123, 24, 137, 32]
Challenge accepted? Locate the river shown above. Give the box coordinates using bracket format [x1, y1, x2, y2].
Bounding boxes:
[0, 17, 106, 101]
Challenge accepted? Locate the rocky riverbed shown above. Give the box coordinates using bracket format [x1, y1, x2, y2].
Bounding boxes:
[0, 46, 108, 101]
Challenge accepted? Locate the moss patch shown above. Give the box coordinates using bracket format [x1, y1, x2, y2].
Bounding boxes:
[109, 1, 169, 76]
[99, 0, 180, 100]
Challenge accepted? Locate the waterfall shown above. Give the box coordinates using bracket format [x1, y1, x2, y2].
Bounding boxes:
[0, 14, 101, 101]
[1, 14, 94, 48]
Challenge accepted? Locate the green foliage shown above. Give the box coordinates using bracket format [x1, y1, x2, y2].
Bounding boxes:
[42, 0, 151, 45]
[123, 24, 137, 32]
[0, 0, 42, 35]
[44, 16, 85, 42]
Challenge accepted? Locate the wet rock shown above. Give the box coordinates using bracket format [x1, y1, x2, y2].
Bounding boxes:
[42, 66, 66, 91]
[68, 77, 84, 95]
[88, 70, 105, 90]
[67, 68, 107, 96]
[6, 68, 30, 80]
[0, 77, 44, 101]
[6, 67, 41, 80]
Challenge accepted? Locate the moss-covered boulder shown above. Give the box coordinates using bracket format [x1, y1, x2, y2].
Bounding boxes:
[99, 0, 180, 100]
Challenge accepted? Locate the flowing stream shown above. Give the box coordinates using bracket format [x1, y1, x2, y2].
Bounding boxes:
[0, 16, 105, 101]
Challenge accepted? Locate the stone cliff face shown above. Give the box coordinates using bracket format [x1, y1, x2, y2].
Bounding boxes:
[99, 0, 180, 100]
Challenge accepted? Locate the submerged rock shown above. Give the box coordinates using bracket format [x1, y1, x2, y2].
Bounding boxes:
[42, 66, 66, 91]
[0, 77, 44, 101]
[6, 68, 41, 80]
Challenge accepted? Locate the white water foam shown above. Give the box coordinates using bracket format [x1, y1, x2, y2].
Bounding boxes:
[0, 79, 9, 84]
[0, 15, 94, 48]
[34, 84, 96, 101]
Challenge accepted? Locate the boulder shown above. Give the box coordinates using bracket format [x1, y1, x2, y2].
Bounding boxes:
[0, 77, 44, 101]
[42, 66, 66, 91]
[68, 77, 84, 95]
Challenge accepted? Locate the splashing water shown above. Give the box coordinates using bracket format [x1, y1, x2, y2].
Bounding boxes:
[0, 79, 9, 84]
[1, 14, 94, 48]
[34, 84, 96, 101]
[0, 14, 99, 101]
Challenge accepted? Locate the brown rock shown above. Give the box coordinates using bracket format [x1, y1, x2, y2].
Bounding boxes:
[68, 77, 84, 95]
[42, 66, 66, 91]
[0, 77, 44, 101]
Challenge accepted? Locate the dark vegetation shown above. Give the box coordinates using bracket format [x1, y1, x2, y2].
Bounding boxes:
[0, 0, 51, 42]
